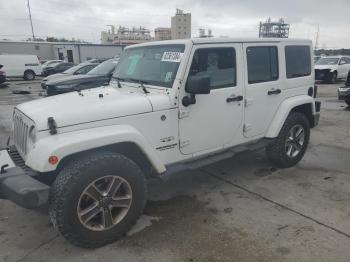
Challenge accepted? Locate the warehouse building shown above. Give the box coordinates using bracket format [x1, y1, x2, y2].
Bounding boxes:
[0, 41, 124, 63]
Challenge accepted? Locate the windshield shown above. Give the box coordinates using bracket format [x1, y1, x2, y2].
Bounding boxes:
[316, 58, 339, 65]
[87, 59, 118, 75]
[113, 44, 185, 88]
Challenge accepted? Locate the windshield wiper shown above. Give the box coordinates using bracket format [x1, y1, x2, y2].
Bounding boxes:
[111, 76, 125, 88]
[124, 78, 150, 94]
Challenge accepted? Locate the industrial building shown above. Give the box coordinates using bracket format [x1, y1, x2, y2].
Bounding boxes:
[101, 26, 152, 45]
[154, 28, 172, 41]
[171, 9, 191, 39]
[0, 41, 124, 63]
[259, 18, 290, 38]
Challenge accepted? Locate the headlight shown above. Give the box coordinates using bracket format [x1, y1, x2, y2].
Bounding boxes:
[28, 125, 36, 144]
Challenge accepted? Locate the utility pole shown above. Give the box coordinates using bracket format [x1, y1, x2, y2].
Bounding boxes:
[27, 0, 35, 41]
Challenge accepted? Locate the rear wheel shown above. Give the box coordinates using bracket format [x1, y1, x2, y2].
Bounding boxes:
[49, 151, 147, 248]
[23, 70, 35, 80]
[266, 112, 310, 168]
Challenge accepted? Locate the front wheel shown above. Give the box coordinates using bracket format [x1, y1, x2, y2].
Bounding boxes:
[266, 112, 310, 168]
[49, 151, 147, 248]
[329, 72, 337, 84]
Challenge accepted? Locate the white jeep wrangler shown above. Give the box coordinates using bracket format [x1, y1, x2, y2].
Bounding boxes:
[0, 38, 320, 248]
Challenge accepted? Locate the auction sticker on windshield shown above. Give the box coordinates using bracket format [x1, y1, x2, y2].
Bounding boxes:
[161, 52, 183, 63]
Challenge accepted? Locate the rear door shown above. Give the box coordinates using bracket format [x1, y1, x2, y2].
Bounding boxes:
[179, 43, 244, 155]
[243, 43, 282, 137]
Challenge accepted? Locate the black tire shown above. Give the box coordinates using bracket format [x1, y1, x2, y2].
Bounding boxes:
[345, 100, 350, 106]
[329, 72, 337, 84]
[266, 112, 310, 168]
[49, 151, 147, 248]
[23, 70, 35, 80]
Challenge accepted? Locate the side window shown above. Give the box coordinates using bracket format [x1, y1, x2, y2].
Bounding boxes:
[339, 57, 348, 65]
[285, 46, 311, 78]
[246, 46, 278, 84]
[189, 48, 236, 89]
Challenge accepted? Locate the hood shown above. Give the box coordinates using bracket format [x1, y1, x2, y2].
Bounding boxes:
[16, 86, 172, 131]
[46, 74, 105, 86]
[314, 64, 337, 71]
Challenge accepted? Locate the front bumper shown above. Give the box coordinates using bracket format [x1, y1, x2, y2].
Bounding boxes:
[312, 101, 321, 127]
[0, 147, 50, 209]
[338, 87, 350, 101]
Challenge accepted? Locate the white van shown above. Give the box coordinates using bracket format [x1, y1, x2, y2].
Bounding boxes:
[0, 54, 42, 80]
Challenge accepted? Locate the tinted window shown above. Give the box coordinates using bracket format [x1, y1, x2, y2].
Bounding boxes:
[189, 48, 236, 89]
[247, 46, 278, 84]
[88, 59, 118, 75]
[75, 64, 96, 74]
[285, 46, 311, 78]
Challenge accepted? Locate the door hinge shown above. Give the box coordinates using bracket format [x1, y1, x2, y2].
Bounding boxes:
[244, 98, 253, 107]
[243, 124, 253, 133]
[179, 110, 190, 119]
[180, 140, 190, 148]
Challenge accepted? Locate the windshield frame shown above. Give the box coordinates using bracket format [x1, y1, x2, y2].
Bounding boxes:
[113, 44, 186, 89]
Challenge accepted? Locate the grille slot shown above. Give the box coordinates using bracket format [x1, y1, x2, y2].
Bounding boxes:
[13, 110, 31, 158]
[8, 146, 33, 173]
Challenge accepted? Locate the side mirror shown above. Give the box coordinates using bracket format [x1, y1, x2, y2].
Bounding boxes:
[182, 75, 211, 107]
[185, 75, 211, 94]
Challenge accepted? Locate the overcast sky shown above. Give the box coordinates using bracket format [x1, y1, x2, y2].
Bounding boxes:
[0, 0, 349, 48]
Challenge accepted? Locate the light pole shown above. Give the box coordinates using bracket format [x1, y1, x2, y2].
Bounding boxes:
[27, 0, 36, 41]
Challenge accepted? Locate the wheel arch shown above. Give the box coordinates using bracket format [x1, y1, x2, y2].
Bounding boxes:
[265, 96, 315, 138]
[25, 125, 166, 175]
[56, 142, 158, 179]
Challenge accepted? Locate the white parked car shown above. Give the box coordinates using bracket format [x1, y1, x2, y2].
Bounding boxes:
[315, 56, 350, 83]
[0, 54, 42, 80]
[0, 38, 320, 248]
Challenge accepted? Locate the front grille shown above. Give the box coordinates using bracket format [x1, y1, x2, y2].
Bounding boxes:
[13, 109, 32, 158]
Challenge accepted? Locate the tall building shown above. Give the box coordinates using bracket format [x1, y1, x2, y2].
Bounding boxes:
[154, 27, 172, 41]
[171, 9, 191, 39]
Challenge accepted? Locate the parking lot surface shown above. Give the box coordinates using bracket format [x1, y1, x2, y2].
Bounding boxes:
[0, 80, 350, 262]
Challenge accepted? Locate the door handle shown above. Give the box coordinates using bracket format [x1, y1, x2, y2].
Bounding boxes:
[267, 89, 281, 95]
[226, 95, 243, 103]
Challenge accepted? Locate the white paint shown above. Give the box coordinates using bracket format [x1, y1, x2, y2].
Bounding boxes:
[0, 54, 42, 78]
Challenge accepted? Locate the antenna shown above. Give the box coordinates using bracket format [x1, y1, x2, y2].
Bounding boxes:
[314, 24, 320, 51]
[27, 0, 35, 41]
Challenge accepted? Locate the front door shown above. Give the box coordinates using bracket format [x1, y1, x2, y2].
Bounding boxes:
[179, 44, 244, 155]
[243, 43, 282, 138]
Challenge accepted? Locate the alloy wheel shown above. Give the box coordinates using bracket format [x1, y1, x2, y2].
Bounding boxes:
[77, 175, 132, 231]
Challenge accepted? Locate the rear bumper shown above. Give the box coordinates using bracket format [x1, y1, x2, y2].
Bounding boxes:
[0, 147, 50, 209]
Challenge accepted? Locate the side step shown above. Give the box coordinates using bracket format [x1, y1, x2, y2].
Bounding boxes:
[161, 139, 270, 180]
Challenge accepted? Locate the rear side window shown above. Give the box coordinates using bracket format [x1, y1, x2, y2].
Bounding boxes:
[247, 46, 278, 84]
[285, 46, 311, 78]
[189, 48, 236, 89]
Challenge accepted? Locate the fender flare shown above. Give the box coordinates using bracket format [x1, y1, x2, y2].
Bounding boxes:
[265, 95, 315, 138]
[25, 125, 166, 174]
